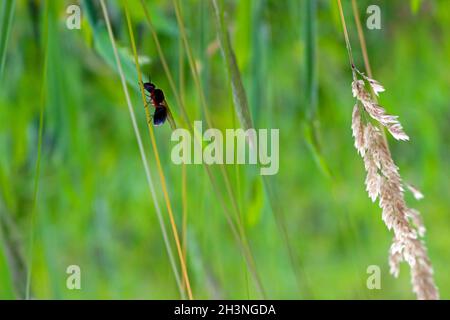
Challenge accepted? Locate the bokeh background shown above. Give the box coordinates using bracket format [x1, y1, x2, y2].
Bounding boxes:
[0, 0, 449, 299]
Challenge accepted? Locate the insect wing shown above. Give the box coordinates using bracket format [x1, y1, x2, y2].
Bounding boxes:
[161, 100, 177, 130]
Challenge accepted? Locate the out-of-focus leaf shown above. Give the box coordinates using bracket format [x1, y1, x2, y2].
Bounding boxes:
[0, 0, 15, 78]
[82, 0, 145, 91]
[411, 0, 423, 14]
[211, 0, 254, 134]
[246, 178, 264, 226]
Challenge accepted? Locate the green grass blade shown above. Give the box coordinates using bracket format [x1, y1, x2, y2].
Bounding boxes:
[122, 0, 191, 299]
[0, 0, 15, 78]
[82, 0, 142, 91]
[25, 0, 49, 300]
[210, 0, 253, 133]
[172, 0, 266, 298]
[0, 202, 27, 299]
[411, 0, 423, 14]
[98, 0, 189, 299]
[211, 0, 315, 297]
[304, 0, 317, 121]
[303, 0, 332, 179]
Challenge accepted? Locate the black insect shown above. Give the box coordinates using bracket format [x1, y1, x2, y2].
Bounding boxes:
[142, 81, 175, 129]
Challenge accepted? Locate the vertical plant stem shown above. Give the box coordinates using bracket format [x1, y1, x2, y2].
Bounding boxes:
[337, 0, 355, 74]
[0, 0, 15, 79]
[127, 18, 194, 301]
[178, 29, 189, 293]
[339, 0, 439, 300]
[0, 202, 27, 299]
[210, 0, 253, 133]
[122, 0, 193, 300]
[337, 1, 389, 297]
[172, 0, 242, 223]
[351, 0, 372, 78]
[302, 0, 332, 179]
[100, 0, 188, 299]
[349, 0, 391, 150]
[138, 0, 266, 298]
[25, 0, 49, 300]
[305, 0, 317, 121]
[173, 0, 247, 256]
[172, 0, 266, 297]
[138, 0, 189, 126]
[181, 163, 188, 285]
[211, 0, 313, 297]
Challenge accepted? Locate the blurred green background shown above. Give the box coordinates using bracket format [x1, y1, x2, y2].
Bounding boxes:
[0, 0, 449, 299]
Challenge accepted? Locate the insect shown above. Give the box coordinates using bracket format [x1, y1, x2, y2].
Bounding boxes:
[142, 81, 176, 129]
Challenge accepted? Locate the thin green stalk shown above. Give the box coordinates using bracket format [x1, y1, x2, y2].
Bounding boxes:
[305, 0, 317, 121]
[337, 0, 411, 299]
[0, 201, 27, 299]
[122, 0, 193, 300]
[337, 0, 355, 74]
[173, 0, 247, 258]
[210, 0, 253, 133]
[211, 0, 313, 297]
[0, 0, 15, 79]
[302, 0, 332, 179]
[172, 0, 266, 298]
[249, 0, 264, 125]
[139, 0, 266, 298]
[25, 0, 49, 300]
[348, 0, 391, 148]
[99, 0, 186, 299]
[351, 0, 372, 78]
[178, 20, 189, 294]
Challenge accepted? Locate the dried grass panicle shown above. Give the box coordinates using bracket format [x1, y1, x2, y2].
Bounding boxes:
[350, 72, 439, 300]
[351, 105, 365, 156]
[389, 235, 438, 300]
[351, 72, 409, 141]
[406, 183, 425, 200]
[354, 69, 385, 96]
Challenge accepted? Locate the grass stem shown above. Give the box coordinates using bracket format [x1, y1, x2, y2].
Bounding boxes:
[100, 0, 187, 299]
[25, 0, 49, 300]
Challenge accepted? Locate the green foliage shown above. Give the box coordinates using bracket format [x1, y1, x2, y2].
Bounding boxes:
[0, 0, 15, 78]
[0, 0, 449, 299]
